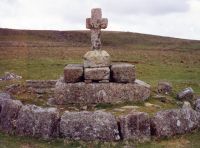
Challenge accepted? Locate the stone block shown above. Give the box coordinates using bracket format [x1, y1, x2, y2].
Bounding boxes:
[84, 67, 110, 81]
[54, 78, 150, 104]
[119, 112, 150, 142]
[195, 98, 200, 112]
[0, 92, 13, 100]
[16, 105, 60, 139]
[60, 111, 120, 141]
[157, 81, 172, 95]
[64, 64, 83, 83]
[0, 94, 23, 134]
[177, 87, 194, 101]
[150, 105, 200, 138]
[83, 50, 110, 68]
[111, 63, 135, 83]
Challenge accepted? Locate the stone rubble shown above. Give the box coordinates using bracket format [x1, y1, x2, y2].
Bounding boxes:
[157, 81, 172, 95]
[177, 87, 194, 101]
[0, 72, 22, 81]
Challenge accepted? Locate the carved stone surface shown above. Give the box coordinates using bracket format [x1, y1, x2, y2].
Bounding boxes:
[54, 78, 150, 104]
[16, 105, 60, 139]
[86, 8, 108, 50]
[0, 94, 22, 134]
[60, 111, 120, 141]
[111, 63, 135, 83]
[119, 112, 150, 142]
[64, 64, 83, 83]
[84, 67, 110, 81]
[83, 50, 110, 68]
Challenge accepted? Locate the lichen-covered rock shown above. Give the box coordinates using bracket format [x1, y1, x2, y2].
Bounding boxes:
[0, 94, 22, 134]
[64, 64, 83, 83]
[16, 105, 60, 139]
[54, 78, 150, 104]
[177, 87, 194, 101]
[83, 50, 111, 68]
[84, 67, 110, 81]
[60, 111, 120, 141]
[157, 81, 172, 95]
[111, 63, 135, 83]
[119, 112, 150, 142]
[151, 105, 200, 138]
[195, 99, 200, 112]
[0, 92, 13, 100]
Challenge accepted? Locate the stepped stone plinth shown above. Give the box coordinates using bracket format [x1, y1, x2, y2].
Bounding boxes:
[54, 8, 151, 105]
[54, 78, 150, 104]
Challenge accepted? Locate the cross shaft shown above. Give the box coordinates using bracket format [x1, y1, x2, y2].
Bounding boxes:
[86, 8, 108, 50]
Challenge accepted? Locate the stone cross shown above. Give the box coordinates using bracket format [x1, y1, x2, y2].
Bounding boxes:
[86, 8, 108, 50]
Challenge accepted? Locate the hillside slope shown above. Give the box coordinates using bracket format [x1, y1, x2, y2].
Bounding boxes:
[0, 28, 200, 50]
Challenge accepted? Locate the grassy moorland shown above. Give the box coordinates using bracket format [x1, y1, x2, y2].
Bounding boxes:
[0, 28, 200, 147]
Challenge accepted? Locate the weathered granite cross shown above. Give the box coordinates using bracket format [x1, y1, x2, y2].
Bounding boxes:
[86, 8, 108, 50]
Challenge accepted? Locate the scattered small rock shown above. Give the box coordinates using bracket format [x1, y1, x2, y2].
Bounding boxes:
[0, 72, 22, 81]
[144, 103, 161, 109]
[135, 79, 151, 89]
[121, 106, 140, 110]
[157, 81, 172, 95]
[153, 95, 169, 103]
[177, 87, 194, 101]
[47, 98, 56, 106]
[113, 108, 125, 112]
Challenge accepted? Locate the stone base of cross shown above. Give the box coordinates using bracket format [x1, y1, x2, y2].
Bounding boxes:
[83, 8, 111, 68]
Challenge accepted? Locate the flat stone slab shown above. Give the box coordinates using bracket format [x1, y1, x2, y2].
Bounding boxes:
[54, 78, 150, 104]
[64, 64, 83, 83]
[60, 111, 120, 141]
[84, 67, 110, 81]
[111, 63, 135, 83]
